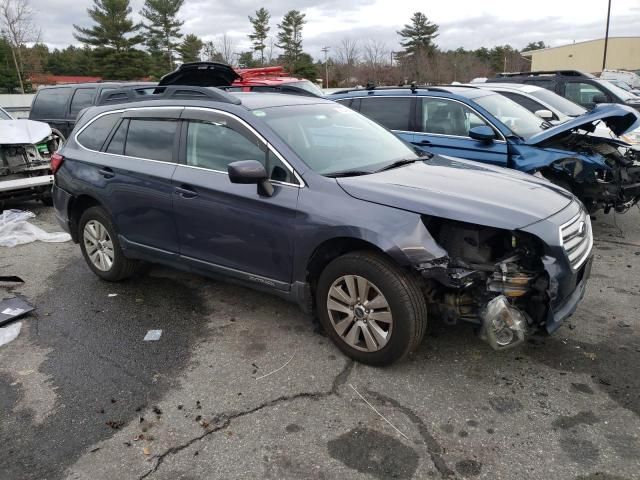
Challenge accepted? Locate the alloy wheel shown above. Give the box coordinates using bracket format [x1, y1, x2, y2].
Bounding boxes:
[326, 275, 393, 352]
[83, 220, 115, 272]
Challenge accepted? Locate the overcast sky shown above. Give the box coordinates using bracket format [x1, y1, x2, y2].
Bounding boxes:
[31, 0, 640, 59]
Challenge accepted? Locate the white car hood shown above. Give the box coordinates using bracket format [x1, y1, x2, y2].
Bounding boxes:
[0, 120, 52, 145]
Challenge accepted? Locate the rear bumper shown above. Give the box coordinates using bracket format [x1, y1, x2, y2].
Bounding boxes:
[0, 175, 53, 192]
[52, 182, 73, 236]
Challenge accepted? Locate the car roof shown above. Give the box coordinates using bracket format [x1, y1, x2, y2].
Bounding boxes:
[474, 83, 544, 93]
[331, 85, 495, 101]
[230, 92, 332, 110]
[37, 82, 156, 90]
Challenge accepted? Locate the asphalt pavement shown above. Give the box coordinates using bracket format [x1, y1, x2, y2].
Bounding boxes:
[1, 202, 639, 480]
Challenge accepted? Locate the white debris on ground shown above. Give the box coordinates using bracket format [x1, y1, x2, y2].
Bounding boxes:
[143, 330, 162, 341]
[0, 322, 22, 347]
[0, 209, 71, 247]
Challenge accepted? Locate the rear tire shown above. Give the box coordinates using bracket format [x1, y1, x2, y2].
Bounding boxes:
[316, 251, 427, 366]
[78, 206, 141, 281]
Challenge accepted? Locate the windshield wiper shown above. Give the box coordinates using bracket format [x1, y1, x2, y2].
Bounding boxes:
[374, 157, 423, 173]
[325, 170, 372, 178]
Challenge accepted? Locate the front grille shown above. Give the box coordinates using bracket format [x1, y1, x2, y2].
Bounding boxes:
[560, 207, 593, 271]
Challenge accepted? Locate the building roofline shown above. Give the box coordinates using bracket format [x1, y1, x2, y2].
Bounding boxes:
[522, 36, 640, 55]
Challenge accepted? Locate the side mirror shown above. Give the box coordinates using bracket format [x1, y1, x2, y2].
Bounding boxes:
[227, 160, 274, 197]
[534, 109, 554, 120]
[469, 125, 496, 143]
[592, 94, 608, 104]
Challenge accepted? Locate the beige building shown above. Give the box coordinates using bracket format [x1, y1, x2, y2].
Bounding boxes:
[522, 37, 640, 73]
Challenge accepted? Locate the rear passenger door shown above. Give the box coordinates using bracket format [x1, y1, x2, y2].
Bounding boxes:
[67, 87, 97, 123]
[84, 108, 182, 255]
[171, 108, 300, 287]
[413, 97, 509, 166]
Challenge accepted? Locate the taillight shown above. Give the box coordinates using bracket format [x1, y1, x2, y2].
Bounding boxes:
[50, 153, 65, 174]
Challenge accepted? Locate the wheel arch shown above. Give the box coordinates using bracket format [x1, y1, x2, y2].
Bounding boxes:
[68, 194, 104, 242]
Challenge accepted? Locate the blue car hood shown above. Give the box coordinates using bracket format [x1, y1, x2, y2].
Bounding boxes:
[337, 156, 573, 231]
[526, 103, 640, 145]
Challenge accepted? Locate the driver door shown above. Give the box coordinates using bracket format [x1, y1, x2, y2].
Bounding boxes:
[172, 108, 301, 287]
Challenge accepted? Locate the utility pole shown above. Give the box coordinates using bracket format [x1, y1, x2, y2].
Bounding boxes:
[321, 46, 330, 88]
[602, 0, 612, 71]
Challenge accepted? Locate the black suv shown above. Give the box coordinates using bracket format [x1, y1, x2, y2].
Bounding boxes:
[29, 82, 154, 139]
[487, 70, 640, 112]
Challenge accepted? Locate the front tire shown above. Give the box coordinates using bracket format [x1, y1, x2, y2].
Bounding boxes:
[78, 206, 141, 281]
[316, 251, 427, 366]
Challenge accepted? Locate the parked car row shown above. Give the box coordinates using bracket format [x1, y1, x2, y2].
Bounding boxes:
[10, 62, 638, 365]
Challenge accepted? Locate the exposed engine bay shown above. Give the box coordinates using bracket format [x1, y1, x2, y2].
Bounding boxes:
[0, 120, 62, 205]
[543, 133, 640, 213]
[418, 219, 550, 350]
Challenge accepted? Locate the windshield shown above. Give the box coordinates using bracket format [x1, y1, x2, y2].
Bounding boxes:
[596, 79, 638, 101]
[528, 88, 586, 117]
[256, 103, 418, 175]
[283, 80, 324, 97]
[611, 80, 632, 92]
[0, 108, 12, 120]
[473, 93, 544, 139]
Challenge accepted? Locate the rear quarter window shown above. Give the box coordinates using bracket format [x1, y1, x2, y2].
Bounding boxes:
[76, 113, 121, 151]
[124, 119, 177, 162]
[31, 88, 72, 118]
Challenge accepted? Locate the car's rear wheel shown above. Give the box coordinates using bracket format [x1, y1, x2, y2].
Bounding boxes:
[79, 206, 141, 281]
[316, 251, 427, 366]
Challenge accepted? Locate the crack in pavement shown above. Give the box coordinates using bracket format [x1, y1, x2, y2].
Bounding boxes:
[138, 360, 355, 479]
[363, 389, 456, 479]
[595, 238, 640, 248]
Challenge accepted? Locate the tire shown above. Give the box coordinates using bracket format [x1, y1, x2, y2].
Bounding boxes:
[316, 251, 427, 366]
[78, 206, 141, 281]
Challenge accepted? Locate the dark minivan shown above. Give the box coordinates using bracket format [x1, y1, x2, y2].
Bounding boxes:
[51, 89, 592, 365]
[29, 82, 153, 139]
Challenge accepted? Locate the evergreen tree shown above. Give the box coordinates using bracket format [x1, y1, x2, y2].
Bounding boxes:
[73, 0, 147, 78]
[276, 10, 305, 71]
[397, 12, 439, 57]
[248, 7, 270, 66]
[140, 0, 184, 69]
[0, 37, 20, 92]
[177, 33, 203, 63]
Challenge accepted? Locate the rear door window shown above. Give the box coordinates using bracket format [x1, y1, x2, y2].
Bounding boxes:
[359, 97, 412, 131]
[69, 88, 97, 117]
[124, 119, 177, 162]
[77, 113, 121, 151]
[31, 88, 72, 118]
[105, 120, 128, 155]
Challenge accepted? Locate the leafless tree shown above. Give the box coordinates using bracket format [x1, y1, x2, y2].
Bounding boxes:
[0, 0, 40, 93]
[335, 38, 359, 66]
[202, 40, 217, 62]
[216, 33, 236, 65]
[264, 36, 277, 65]
[361, 40, 388, 83]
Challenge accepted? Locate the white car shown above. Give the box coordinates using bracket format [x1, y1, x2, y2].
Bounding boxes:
[473, 83, 640, 146]
[600, 69, 640, 89]
[0, 106, 62, 206]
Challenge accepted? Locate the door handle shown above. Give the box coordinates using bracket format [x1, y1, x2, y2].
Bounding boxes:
[174, 185, 198, 199]
[98, 167, 115, 179]
[411, 139, 432, 146]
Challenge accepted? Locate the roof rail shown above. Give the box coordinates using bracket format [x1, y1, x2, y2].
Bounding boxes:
[96, 85, 242, 106]
[496, 70, 594, 78]
[327, 84, 471, 95]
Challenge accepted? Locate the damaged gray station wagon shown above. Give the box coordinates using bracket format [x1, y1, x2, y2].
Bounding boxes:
[52, 88, 593, 365]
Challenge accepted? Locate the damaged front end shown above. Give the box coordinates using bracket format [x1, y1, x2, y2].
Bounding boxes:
[544, 135, 640, 213]
[416, 216, 586, 350]
[0, 121, 62, 205]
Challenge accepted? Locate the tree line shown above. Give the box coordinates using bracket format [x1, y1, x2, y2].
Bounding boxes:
[0, 0, 543, 93]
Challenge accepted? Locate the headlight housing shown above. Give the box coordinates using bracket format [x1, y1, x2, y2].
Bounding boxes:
[621, 129, 640, 145]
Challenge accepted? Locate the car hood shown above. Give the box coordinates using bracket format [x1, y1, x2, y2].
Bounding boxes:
[526, 103, 640, 145]
[158, 61, 241, 87]
[0, 119, 52, 145]
[337, 156, 573, 231]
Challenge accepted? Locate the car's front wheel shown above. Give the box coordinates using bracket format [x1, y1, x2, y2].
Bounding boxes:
[79, 206, 141, 281]
[316, 251, 427, 366]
